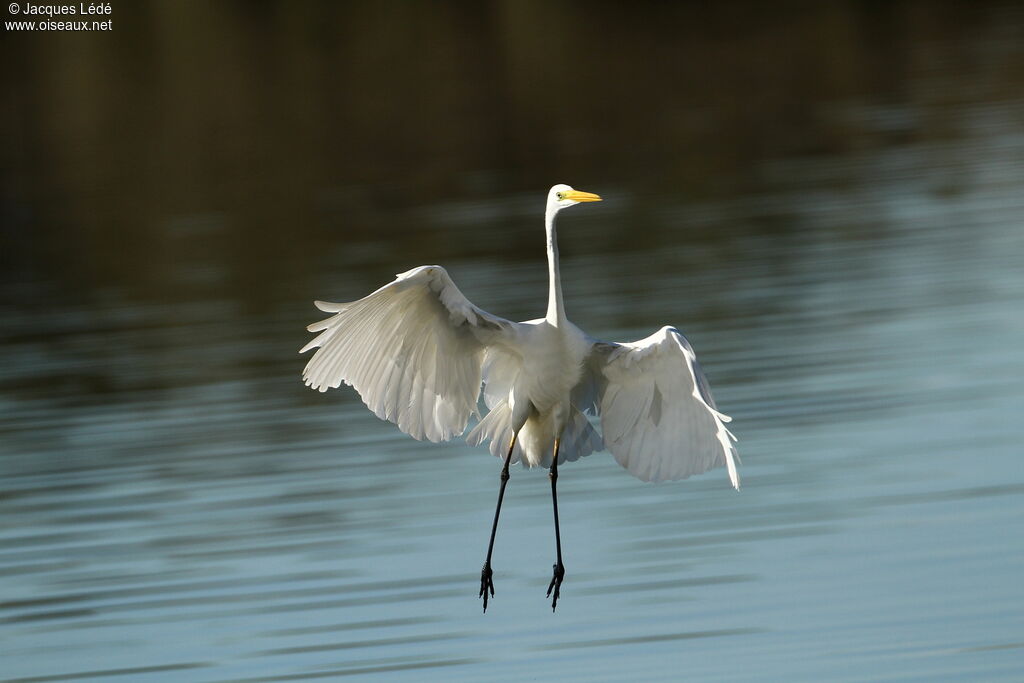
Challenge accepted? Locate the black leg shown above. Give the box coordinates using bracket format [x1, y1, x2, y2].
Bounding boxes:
[480, 434, 516, 613]
[546, 438, 565, 611]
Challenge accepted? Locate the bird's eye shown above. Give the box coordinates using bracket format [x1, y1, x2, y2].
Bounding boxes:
[556, 192, 564, 200]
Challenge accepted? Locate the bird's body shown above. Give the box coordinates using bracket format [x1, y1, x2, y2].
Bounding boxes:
[301, 184, 738, 611]
[490, 317, 590, 468]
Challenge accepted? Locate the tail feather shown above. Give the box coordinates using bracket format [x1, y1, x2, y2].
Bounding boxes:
[466, 400, 521, 463]
[466, 401, 602, 468]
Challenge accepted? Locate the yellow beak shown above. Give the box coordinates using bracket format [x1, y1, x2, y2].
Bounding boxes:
[562, 190, 602, 202]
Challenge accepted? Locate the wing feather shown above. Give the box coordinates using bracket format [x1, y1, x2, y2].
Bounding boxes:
[301, 265, 519, 442]
[589, 326, 739, 487]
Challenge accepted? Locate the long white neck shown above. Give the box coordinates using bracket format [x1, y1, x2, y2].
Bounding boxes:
[545, 204, 564, 325]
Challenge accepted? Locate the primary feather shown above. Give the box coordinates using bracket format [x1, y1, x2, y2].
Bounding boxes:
[301, 265, 517, 442]
[589, 327, 739, 487]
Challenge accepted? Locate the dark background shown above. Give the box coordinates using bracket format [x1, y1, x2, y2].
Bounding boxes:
[6, 2, 1016, 309]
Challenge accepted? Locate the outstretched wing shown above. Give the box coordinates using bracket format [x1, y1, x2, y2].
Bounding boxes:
[301, 265, 520, 442]
[589, 326, 739, 487]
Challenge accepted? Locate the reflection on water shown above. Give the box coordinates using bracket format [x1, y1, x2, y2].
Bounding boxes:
[3, 2, 1024, 681]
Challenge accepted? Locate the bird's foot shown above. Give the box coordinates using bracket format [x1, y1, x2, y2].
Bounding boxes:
[479, 562, 495, 612]
[546, 561, 565, 612]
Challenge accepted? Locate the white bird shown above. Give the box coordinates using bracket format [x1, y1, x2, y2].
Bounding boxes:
[301, 184, 739, 612]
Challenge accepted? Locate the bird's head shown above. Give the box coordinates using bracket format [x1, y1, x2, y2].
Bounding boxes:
[548, 184, 602, 213]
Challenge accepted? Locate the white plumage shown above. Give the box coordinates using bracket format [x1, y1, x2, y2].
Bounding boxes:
[301, 185, 738, 488]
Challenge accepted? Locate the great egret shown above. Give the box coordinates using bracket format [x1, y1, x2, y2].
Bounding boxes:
[301, 184, 739, 612]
